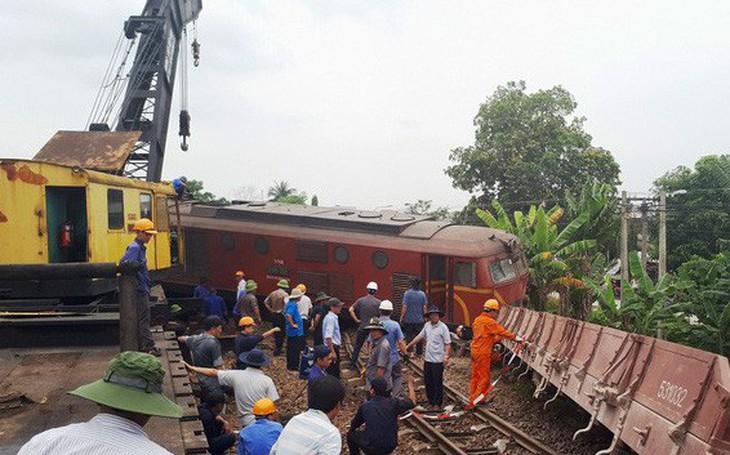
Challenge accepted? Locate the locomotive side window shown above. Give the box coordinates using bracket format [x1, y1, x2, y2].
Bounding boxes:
[455, 262, 477, 287]
[140, 193, 152, 220]
[372, 250, 389, 269]
[254, 236, 269, 255]
[107, 189, 124, 230]
[334, 245, 349, 264]
[489, 258, 517, 284]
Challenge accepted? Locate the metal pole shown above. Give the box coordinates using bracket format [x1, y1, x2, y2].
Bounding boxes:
[119, 264, 140, 352]
[621, 191, 629, 283]
[640, 203, 649, 271]
[658, 191, 667, 278]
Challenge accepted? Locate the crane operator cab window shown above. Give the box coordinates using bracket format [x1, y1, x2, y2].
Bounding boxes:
[46, 186, 88, 263]
[140, 194, 153, 220]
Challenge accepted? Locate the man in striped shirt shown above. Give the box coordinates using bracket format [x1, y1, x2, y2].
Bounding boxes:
[18, 351, 183, 455]
[270, 376, 345, 455]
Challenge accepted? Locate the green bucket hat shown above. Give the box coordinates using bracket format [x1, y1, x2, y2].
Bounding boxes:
[277, 279, 290, 289]
[69, 351, 183, 419]
[170, 304, 182, 314]
[245, 280, 258, 292]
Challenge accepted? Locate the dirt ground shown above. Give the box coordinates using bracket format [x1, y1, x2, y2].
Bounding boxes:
[213, 326, 614, 454]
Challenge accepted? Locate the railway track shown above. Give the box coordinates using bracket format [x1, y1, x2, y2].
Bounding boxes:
[342, 332, 558, 455]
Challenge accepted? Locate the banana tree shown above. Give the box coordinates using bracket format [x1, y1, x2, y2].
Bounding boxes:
[476, 201, 596, 312]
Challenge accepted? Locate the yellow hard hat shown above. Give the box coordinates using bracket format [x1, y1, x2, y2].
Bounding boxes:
[235, 270, 245, 277]
[133, 218, 157, 234]
[252, 397, 277, 416]
[483, 299, 500, 311]
[296, 283, 307, 293]
[238, 316, 256, 328]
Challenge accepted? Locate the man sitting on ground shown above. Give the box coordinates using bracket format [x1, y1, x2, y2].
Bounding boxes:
[271, 376, 345, 454]
[197, 391, 236, 455]
[18, 351, 183, 455]
[307, 344, 333, 406]
[184, 349, 279, 427]
[347, 374, 417, 455]
[239, 398, 283, 455]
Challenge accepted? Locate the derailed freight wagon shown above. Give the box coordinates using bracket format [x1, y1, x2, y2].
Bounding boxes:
[171, 201, 529, 325]
[0, 153, 181, 301]
[500, 306, 730, 455]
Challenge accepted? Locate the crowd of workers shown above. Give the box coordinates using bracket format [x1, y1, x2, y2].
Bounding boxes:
[18, 218, 524, 455]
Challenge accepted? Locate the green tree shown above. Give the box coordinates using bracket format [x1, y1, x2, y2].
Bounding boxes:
[564, 180, 620, 258]
[445, 81, 620, 210]
[179, 176, 228, 205]
[654, 155, 730, 269]
[476, 201, 596, 313]
[404, 199, 453, 221]
[267, 181, 308, 204]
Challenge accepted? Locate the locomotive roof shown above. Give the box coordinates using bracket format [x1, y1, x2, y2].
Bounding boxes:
[180, 202, 520, 258]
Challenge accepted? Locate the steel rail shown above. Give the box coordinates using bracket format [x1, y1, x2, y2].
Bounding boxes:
[404, 358, 559, 455]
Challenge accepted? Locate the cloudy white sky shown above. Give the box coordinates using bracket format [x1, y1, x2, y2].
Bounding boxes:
[1, 1, 729, 210]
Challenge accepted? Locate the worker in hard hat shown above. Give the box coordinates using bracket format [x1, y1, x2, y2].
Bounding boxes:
[469, 299, 519, 404]
[120, 218, 160, 356]
[239, 398, 282, 455]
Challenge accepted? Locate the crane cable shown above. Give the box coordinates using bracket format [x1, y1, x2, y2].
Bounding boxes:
[179, 25, 191, 151]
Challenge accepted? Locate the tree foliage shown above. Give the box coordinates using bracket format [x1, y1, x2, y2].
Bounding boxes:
[179, 176, 228, 205]
[404, 199, 453, 221]
[445, 81, 620, 210]
[267, 181, 308, 205]
[654, 155, 730, 269]
[476, 200, 596, 314]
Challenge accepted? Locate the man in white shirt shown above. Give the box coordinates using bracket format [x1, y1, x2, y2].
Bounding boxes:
[295, 283, 312, 346]
[270, 375, 346, 455]
[18, 351, 183, 455]
[406, 306, 451, 410]
[322, 298, 343, 378]
[185, 349, 279, 426]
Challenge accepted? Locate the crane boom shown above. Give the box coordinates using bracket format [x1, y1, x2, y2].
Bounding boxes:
[90, 0, 202, 182]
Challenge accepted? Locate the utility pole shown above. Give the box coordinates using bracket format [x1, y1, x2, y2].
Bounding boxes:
[621, 191, 629, 282]
[658, 191, 667, 278]
[640, 202, 649, 271]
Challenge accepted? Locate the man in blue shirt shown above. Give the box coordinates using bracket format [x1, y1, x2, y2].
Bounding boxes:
[194, 276, 212, 300]
[375, 300, 408, 397]
[400, 278, 428, 357]
[347, 375, 416, 455]
[284, 290, 305, 371]
[120, 218, 159, 356]
[203, 288, 228, 321]
[307, 344, 333, 407]
[239, 398, 282, 455]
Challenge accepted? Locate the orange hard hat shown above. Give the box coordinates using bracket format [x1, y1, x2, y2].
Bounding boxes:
[483, 299, 500, 311]
[252, 398, 277, 416]
[133, 218, 157, 234]
[295, 283, 307, 293]
[235, 270, 245, 277]
[238, 316, 256, 327]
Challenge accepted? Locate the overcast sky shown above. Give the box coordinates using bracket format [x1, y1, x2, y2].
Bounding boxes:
[1, 1, 729, 210]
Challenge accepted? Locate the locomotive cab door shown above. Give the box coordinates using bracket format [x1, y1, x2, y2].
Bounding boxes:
[45, 186, 88, 263]
[425, 254, 448, 313]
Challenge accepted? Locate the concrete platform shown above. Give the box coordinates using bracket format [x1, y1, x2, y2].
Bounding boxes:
[0, 331, 208, 455]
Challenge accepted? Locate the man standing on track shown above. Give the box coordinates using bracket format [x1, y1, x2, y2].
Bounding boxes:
[120, 218, 160, 356]
[401, 278, 427, 357]
[284, 289, 305, 371]
[349, 281, 381, 368]
[405, 306, 451, 410]
[234, 280, 261, 324]
[323, 298, 344, 378]
[264, 279, 289, 356]
[375, 300, 408, 397]
[470, 299, 519, 404]
[294, 284, 312, 347]
[363, 318, 391, 390]
[310, 292, 330, 346]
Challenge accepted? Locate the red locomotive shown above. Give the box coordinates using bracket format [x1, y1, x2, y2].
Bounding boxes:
[171, 201, 529, 325]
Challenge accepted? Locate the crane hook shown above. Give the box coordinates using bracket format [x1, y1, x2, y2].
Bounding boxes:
[192, 39, 200, 67]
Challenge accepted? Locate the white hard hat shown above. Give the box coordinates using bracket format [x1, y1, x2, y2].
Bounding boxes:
[366, 281, 378, 291]
[379, 300, 394, 311]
